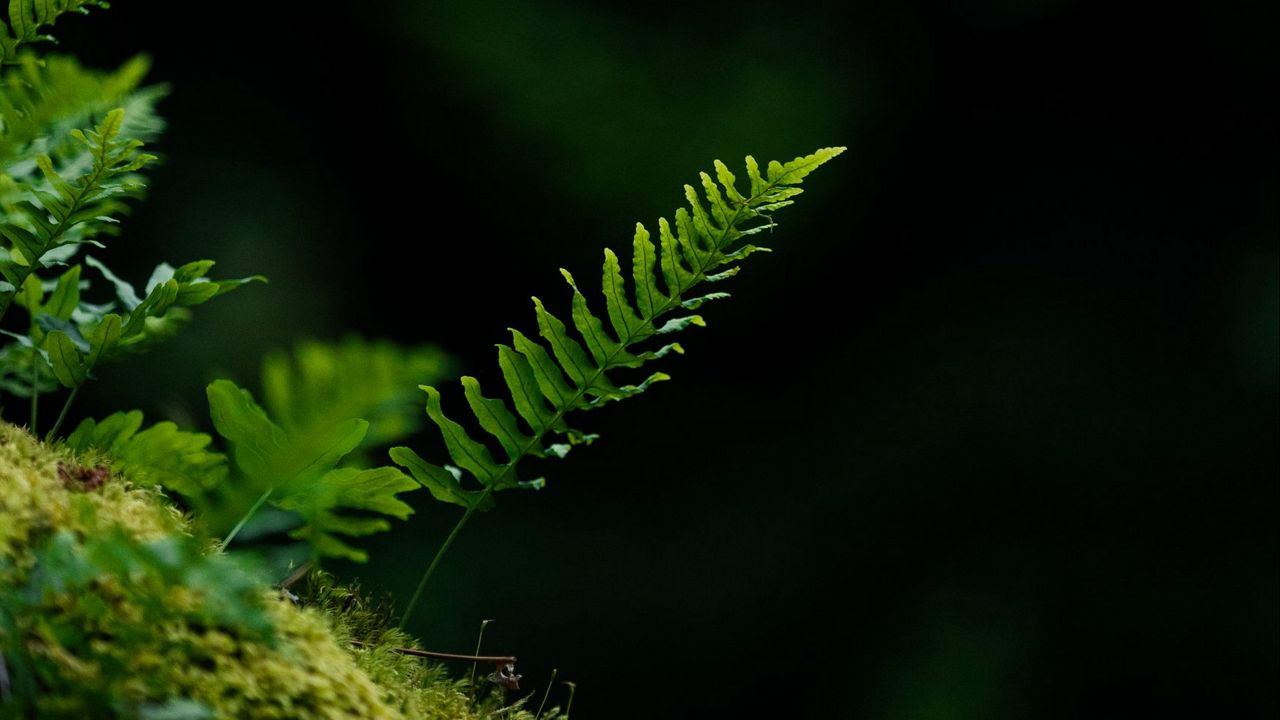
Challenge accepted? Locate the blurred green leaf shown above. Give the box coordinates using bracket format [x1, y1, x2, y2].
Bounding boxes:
[261, 337, 452, 457]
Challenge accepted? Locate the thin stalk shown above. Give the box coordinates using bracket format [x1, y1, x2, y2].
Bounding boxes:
[0, 647, 11, 703]
[398, 498, 483, 630]
[0, 265, 38, 326]
[562, 682, 576, 719]
[217, 488, 272, 552]
[278, 561, 312, 591]
[45, 384, 80, 441]
[535, 668, 557, 719]
[468, 619, 497, 692]
[29, 355, 38, 435]
[348, 640, 515, 665]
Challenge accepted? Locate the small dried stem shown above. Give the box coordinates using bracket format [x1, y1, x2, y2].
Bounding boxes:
[278, 562, 312, 591]
[349, 640, 515, 665]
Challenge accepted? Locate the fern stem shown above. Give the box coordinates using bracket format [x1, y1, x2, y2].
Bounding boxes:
[399, 176, 782, 629]
[0, 266, 37, 326]
[398, 498, 483, 630]
[563, 682, 576, 719]
[349, 640, 515, 665]
[467, 618, 496, 693]
[535, 668, 558, 719]
[29, 355, 38, 435]
[45, 384, 80, 441]
[217, 488, 272, 553]
[399, 275, 699, 628]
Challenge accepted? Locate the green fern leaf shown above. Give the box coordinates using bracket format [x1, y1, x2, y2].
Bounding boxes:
[277, 466, 417, 562]
[0, 0, 104, 65]
[22, 258, 261, 390]
[208, 379, 362, 493]
[66, 410, 229, 500]
[206, 379, 418, 562]
[43, 327, 82, 385]
[0, 108, 157, 323]
[393, 148, 843, 510]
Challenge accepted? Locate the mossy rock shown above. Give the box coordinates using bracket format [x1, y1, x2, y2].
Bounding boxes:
[0, 422, 545, 720]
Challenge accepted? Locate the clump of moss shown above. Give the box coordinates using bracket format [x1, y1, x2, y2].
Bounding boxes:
[0, 422, 559, 719]
[305, 578, 524, 720]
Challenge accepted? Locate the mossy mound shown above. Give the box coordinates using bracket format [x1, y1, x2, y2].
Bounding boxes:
[0, 423, 547, 719]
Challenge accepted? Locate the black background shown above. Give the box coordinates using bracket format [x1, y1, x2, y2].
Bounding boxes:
[48, 1, 1278, 717]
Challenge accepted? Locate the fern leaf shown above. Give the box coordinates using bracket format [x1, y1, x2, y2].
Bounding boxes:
[388, 446, 491, 511]
[0, 0, 104, 65]
[394, 148, 844, 509]
[496, 342, 558, 435]
[66, 410, 229, 500]
[24, 257, 262, 390]
[0, 108, 156, 322]
[461, 374, 532, 461]
[206, 379, 418, 562]
[208, 380, 364, 494]
[42, 327, 82, 384]
[276, 466, 417, 562]
[42, 263, 79, 318]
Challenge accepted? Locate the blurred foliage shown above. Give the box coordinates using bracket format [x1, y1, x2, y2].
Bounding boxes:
[67, 335, 454, 564]
[67, 408, 228, 500]
[261, 337, 453, 461]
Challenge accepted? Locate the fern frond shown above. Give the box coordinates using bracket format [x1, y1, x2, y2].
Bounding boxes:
[66, 410, 229, 500]
[0, 0, 104, 65]
[1, 53, 161, 166]
[393, 147, 844, 511]
[206, 379, 418, 562]
[0, 108, 155, 320]
[26, 256, 263, 393]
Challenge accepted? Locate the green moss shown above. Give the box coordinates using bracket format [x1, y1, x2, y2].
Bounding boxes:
[0, 423, 558, 719]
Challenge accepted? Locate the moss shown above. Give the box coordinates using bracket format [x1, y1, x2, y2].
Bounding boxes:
[0, 423, 558, 719]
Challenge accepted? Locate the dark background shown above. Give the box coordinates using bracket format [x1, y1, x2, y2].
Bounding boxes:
[51, 0, 1277, 717]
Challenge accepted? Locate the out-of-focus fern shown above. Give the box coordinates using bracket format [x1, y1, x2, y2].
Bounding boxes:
[393, 147, 843, 625]
[262, 337, 453, 462]
[62, 339, 450, 561]
[66, 409, 229, 500]
[0, 53, 162, 172]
